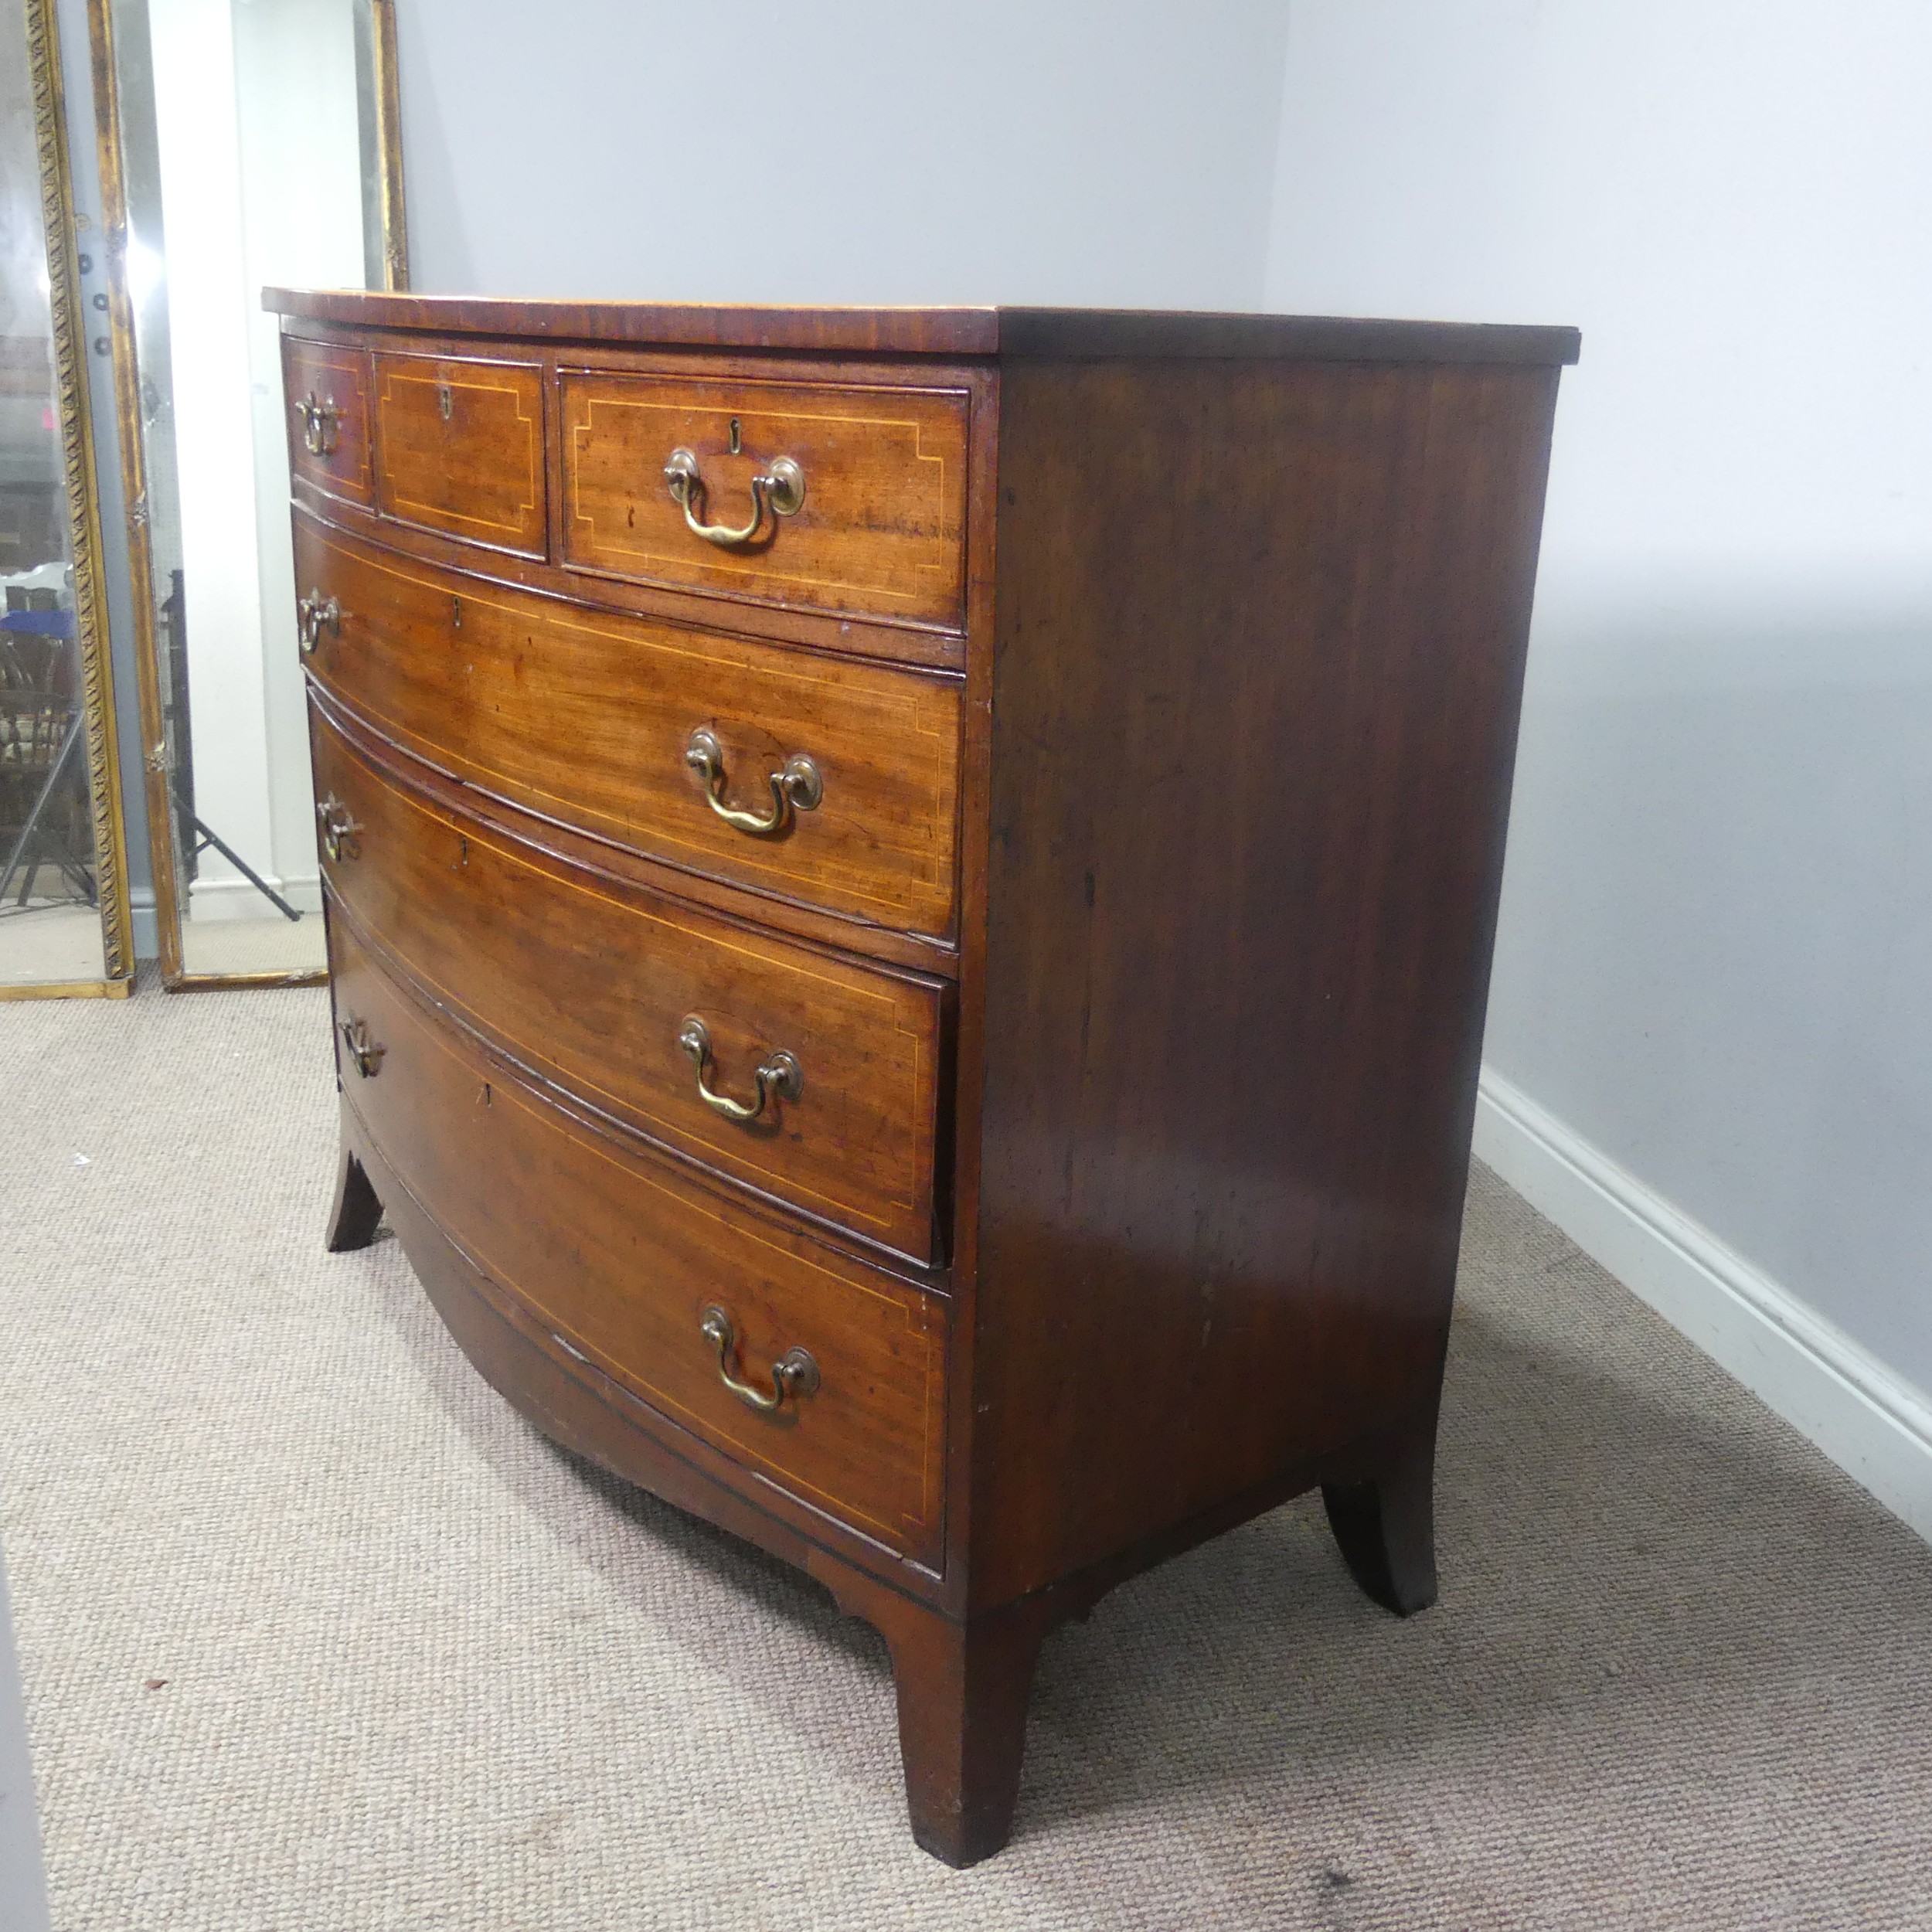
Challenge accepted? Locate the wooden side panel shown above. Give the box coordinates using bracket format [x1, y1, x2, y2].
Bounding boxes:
[313, 713, 947, 1264]
[967, 357, 1563, 1609]
[560, 368, 969, 631]
[373, 349, 547, 556]
[283, 337, 372, 509]
[331, 919, 948, 1565]
[296, 515, 962, 940]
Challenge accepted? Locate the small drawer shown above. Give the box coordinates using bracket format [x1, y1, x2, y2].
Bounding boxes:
[372, 349, 546, 556]
[329, 920, 947, 1566]
[295, 515, 961, 940]
[313, 715, 947, 1264]
[284, 338, 373, 509]
[560, 366, 969, 632]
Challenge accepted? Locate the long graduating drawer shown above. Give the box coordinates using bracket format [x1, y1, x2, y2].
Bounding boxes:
[560, 367, 970, 631]
[372, 349, 547, 556]
[284, 338, 373, 509]
[329, 919, 947, 1566]
[314, 713, 946, 1263]
[295, 514, 961, 940]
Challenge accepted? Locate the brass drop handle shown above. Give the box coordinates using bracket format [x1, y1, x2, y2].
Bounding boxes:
[677, 1015, 801, 1124]
[684, 726, 821, 837]
[699, 1304, 819, 1413]
[663, 445, 804, 547]
[295, 390, 342, 456]
[339, 1018, 384, 1078]
[298, 592, 340, 655]
[315, 794, 362, 862]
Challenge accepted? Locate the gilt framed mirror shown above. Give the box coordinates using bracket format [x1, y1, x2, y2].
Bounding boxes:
[0, 0, 134, 1000]
[89, 0, 406, 988]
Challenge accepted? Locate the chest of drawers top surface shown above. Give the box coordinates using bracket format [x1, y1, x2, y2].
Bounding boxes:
[267, 287, 1581, 361]
[274, 287, 1574, 1868]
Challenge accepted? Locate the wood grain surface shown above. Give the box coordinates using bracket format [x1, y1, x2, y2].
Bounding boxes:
[313, 713, 948, 1263]
[372, 349, 548, 556]
[283, 337, 373, 509]
[267, 288, 1580, 367]
[560, 367, 970, 631]
[966, 355, 1561, 1610]
[295, 512, 963, 940]
[329, 918, 949, 1566]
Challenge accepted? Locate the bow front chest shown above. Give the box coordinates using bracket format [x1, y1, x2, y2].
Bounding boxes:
[270, 290, 1576, 1865]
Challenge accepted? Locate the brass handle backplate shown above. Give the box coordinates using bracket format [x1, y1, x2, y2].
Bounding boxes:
[315, 794, 362, 863]
[663, 445, 804, 547]
[677, 1015, 801, 1124]
[295, 390, 342, 456]
[684, 726, 821, 836]
[699, 1304, 818, 1413]
[339, 1018, 384, 1078]
[298, 592, 340, 655]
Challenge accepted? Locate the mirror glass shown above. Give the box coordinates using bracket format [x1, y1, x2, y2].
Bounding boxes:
[103, 0, 400, 981]
[0, 0, 124, 992]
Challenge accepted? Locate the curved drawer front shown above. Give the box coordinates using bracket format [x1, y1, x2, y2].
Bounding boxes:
[296, 516, 961, 940]
[314, 714, 945, 1264]
[284, 338, 372, 509]
[372, 349, 547, 557]
[330, 921, 946, 1566]
[560, 368, 969, 631]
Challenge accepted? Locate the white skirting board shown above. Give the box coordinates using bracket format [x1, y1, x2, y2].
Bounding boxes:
[1474, 1067, 1932, 1546]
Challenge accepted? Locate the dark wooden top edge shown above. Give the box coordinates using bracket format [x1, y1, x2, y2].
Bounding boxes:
[994, 308, 1580, 366]
[263, 289, 1580, 367]
[264, 289, 1004, 355]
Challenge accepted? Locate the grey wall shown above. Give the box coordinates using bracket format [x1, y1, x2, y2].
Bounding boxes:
[1268, 1, 1932, 1392]
[391, 0, 1291, 308]
[387, 0, 1932, 1405]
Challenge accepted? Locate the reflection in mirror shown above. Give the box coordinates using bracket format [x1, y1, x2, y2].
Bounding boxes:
[95, 0, 403, 984]
[0, 0, 131, 995]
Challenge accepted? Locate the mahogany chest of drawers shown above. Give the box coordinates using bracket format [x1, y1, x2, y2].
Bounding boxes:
[269, 290, 1576, 1865]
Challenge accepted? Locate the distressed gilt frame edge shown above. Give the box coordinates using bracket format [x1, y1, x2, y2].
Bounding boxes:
[16, 0, 136, 995]
[372, 0, 409, 294]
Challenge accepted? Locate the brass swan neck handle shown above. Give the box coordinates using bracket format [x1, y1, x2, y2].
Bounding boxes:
[339, 1018, 384, 1078]
[295, 390, 342, 456]
[315, 794, 362, 862]
[684, 727, 821, 837]
[297, 591, 340, 654]
[663, 445, 804, 547]
[699, 1305, 819, 1414]
[677, 1015, 801, 1124]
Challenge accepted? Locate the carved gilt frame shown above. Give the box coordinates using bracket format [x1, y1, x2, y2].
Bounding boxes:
[88, 0, 408, 992]
[0, 0, 136, 1002]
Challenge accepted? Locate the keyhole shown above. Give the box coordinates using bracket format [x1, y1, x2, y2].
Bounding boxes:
[729, 417, 741, 455]
[457, 835, 468, 867]
[437, 383, 454, 421]
[451, 594, 462, 630]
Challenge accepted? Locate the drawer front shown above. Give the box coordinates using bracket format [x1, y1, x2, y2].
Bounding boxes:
[330, 920, 947, 1564]
[297, 516, 961, 940]
[284, 338, 373, 509]
[560, 369, 969, 631]
[372, 350, 547, 556]
[314, 716, 945, 1263]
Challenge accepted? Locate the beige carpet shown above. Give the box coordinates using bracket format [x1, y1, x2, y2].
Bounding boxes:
[2, 983, 1930, 1930]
